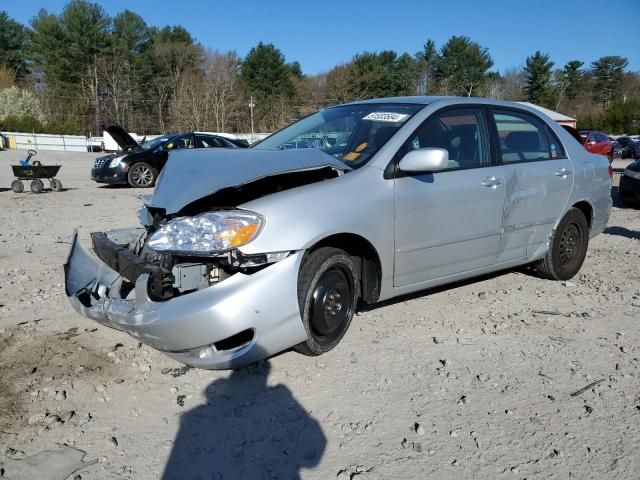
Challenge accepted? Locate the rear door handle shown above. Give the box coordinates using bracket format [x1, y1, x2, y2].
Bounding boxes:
[481, 176, 503, 187]
[555, 168, 572, 177]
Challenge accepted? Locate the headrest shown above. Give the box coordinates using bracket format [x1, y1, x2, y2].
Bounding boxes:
[505, 131, 540, 151]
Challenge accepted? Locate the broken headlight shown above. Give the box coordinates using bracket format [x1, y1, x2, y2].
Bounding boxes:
[146, 210, 263, 256]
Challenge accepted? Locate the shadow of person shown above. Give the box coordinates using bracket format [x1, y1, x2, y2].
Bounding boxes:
[161, 354, 326, 480]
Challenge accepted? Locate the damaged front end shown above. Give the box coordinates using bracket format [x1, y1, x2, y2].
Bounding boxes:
[64, 222, 308, 369]
[65, 225, 308, 369]
[65, 147, 350, 368]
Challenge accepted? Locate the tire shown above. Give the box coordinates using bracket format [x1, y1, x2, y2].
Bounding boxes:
[11, 180, 24, 193]
[127, 162, 156, 188]
[533, 208, 589, 281]
[30, 179, 44, 194]
[295, 247, 360, 356]
[51, 178, 63, 192]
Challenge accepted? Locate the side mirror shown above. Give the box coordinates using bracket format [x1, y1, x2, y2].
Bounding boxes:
[398, 147, 449, 173]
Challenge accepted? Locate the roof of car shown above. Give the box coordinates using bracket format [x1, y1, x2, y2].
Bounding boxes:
[345, 96, 456, 105]
[342, 96, 565, 112]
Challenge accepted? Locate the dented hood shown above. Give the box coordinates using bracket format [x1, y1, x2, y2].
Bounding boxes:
[151, 148, 350, 214]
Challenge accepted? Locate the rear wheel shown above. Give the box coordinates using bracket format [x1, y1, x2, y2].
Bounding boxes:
[295, 247, 360, 356]
[127, 162, 156, 188]
[11, 180, 24, 193]
[533, 208, 589, 280]
[51, 178, 63, 192]
[30, 179, 44, 194]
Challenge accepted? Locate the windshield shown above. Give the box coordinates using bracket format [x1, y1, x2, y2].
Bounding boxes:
[254, 103, 423, 167]
[141, 136, 172, 150]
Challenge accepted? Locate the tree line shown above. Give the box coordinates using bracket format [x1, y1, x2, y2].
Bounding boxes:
[1, 1, 639, 136]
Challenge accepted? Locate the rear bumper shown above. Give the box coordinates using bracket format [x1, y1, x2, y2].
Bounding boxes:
[64, 231, 307, 369]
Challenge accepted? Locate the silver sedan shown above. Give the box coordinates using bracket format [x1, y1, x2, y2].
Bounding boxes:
[65, 96, 612, 369]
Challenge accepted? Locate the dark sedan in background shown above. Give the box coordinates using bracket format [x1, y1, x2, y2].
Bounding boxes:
[619, 159, 640, 206]
[91, 125, 247, 188]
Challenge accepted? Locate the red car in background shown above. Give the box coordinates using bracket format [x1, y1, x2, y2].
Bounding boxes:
[579, 130, 613, 159]
[562, 126, 613, 160]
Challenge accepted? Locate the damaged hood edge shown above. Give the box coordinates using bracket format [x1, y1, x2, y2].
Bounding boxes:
[151, 148, 351, 214]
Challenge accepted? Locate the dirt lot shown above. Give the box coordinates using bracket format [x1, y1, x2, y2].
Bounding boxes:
[0, 150, 639, 479]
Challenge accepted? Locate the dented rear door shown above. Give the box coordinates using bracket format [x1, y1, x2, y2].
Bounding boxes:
[489, 109, 574, 261]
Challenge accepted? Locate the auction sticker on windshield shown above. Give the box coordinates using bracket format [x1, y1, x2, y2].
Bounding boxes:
[362, 112, 410, 122]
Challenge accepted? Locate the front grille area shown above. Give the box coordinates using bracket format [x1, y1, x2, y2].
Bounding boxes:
[94, 157, 110, 169]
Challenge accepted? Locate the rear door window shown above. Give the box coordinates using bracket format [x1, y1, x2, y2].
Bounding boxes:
[491, 110, 564, 162]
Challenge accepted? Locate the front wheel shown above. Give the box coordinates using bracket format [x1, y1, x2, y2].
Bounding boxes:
[295, 247, 360, 356]
[533, 208, 589, 280]
[127, 162, 156, 188]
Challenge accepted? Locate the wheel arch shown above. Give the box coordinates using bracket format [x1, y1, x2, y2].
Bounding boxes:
[571, 200, 594, 229]
[304, 233, 382, 304]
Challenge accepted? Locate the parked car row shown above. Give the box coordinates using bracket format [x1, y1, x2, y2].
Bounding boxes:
[67, 96, 613, 369]
[611, 135, 640, 160]
[91, 126, 248, 188]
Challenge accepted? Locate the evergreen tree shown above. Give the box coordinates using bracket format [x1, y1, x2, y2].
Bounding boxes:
[28, 0, 110, 93]
[240, 42, 296, 99]
[436, 36, 493, 96]
[524, 51, 554, 106]
[591, 56, 628, 109]
[415, 39, 437, 95]
[0, 11, 28, 79]
[562, 60, 584, 101]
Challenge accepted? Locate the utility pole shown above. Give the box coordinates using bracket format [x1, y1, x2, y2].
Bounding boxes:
[249, 95, 256, 143]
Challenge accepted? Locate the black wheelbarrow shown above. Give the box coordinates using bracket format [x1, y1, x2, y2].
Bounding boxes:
[11, 150, 63, 193]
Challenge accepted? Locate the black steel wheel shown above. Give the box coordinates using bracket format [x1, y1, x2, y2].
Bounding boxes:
[533, 207, 589, 280]
[30, 179, 44, 194]
[295, 247, 360, 356]
[11, 180, 24, 193]
[51, 178, 63, 192]
[127, 162, 156, 188]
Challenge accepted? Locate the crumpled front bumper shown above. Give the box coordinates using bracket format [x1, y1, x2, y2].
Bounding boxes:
[64, 232, 307, 369]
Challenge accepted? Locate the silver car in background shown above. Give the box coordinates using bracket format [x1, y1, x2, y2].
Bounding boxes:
[65, 97, 612, 369]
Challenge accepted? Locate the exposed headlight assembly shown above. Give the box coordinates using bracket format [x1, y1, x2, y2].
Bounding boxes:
[146, 210, 263, 255]
[623, 168, 640, 180]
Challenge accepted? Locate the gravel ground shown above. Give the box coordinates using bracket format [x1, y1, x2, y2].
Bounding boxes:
[0, 150, 639, 479]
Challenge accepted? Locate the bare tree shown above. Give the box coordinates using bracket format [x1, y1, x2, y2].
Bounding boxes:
[97, 53, 130, 125]
[204, 51, 240, 132]
[81, 60, 101, 133]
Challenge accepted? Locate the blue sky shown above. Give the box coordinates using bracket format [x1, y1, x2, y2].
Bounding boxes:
[5, 0, 640, 74]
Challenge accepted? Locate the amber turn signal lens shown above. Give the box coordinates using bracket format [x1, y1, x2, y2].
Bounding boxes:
[230, 223, 259, 247]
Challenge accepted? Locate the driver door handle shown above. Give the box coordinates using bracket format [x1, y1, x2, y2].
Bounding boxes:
[481, 176, 503, 187]
[555, 168, 572, 177]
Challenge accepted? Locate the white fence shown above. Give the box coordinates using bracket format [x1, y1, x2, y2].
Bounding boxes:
[1, 131, 92, 152]
[1, 131, 271, 152]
